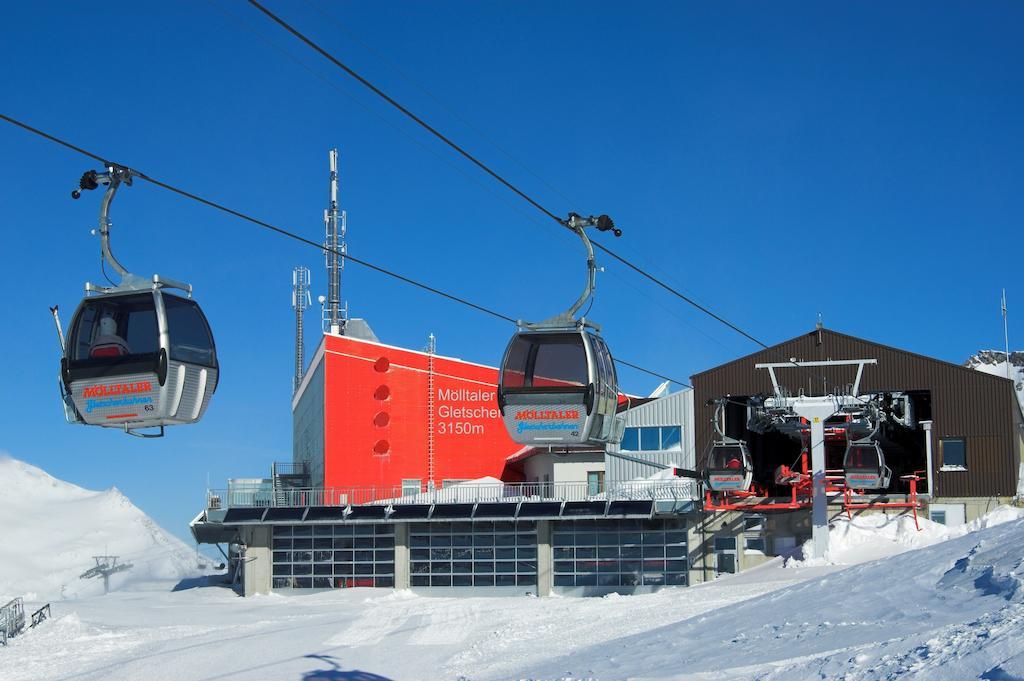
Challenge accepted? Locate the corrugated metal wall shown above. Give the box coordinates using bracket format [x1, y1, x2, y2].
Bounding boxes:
[690, 328, 1020, 497]
[606, 390, 696, 489]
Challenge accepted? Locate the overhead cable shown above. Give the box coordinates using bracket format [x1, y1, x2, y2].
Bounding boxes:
[0, 112, 687, 387]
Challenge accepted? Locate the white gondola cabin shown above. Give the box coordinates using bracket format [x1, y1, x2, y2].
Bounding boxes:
[706, 441, 754, 492]
[53, 166, 218, 437]
[497, 328, 621, 446]
[842, 440, 892, 490]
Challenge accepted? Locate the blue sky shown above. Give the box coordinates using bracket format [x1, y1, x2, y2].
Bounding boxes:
[1, 1, 1020, 544]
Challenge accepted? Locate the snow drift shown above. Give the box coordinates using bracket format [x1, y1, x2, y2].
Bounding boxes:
[0, 455, 200, 602]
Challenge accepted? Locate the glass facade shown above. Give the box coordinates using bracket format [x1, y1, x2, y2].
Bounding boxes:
[620, 426, 683, 452]
[410, 521, 537, 587]
[271, 524, 395, 589]
[552, 519, 688, 588]
[267, 518, 691, 593]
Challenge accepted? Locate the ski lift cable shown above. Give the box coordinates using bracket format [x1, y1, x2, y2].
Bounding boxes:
[0, 112, 688, 388]
[246, 0, 839, 391]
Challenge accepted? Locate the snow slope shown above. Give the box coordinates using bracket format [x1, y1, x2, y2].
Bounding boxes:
[0, 455, 201, 602]
[3, 508, 1023, 680]
[531, 512, 1024, 681]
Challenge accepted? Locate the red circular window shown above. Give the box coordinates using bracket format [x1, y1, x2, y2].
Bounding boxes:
[373, 439, 390, 455]
[373, 385, 390, 401]
[374, 357, 390, 373]
[373, 412, 390, 427]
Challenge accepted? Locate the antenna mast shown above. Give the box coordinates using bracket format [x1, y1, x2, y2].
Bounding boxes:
[1003, 289, 1011, 381]
[324, 148, 347, 334]
[293, 266, 311, 394]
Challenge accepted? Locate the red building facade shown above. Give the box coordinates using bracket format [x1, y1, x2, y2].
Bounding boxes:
[293, 331, 525, 490]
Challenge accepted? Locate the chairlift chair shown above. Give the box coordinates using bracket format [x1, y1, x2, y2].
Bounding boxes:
[53, 167, 218, 437]
[497, 213, 624, 447]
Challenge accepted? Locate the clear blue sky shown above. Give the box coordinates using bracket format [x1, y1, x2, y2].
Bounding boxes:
[1, 2, 1020, 545]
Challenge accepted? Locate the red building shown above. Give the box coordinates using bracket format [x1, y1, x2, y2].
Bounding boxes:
[292, 325, 526, 491]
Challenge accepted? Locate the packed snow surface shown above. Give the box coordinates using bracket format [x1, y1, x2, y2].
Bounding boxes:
[4, 456, 1024, 680]
[0, 455, 200, 602]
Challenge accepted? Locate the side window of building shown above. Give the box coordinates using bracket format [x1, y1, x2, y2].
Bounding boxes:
[940, 438, 967, 470]
[587, 471, 604, 496]
[620, 426, 685, 452]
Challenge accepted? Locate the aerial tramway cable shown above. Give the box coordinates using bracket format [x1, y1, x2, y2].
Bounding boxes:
[0, 112, 688, 388]
[245, 1, 843, 391]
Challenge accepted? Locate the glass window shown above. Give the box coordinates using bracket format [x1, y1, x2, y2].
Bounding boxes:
[587, 471, 604, 496]
[163, 295, 216, 366]
[931, 510, 947, 525]
[620, 428, 639, 451]
[640, 427, 660, 451]
[71, 294, 159, 361]
[500, 336, 531, 388]
[745, 537, 765, 553]
[660, 426, 682, 451]
[743, 516, 765, 532]
[941, 438, 967, 469]
[401, 479, 421, 496]
[530, 335, 588, 388]
[713, 536, 737, 551]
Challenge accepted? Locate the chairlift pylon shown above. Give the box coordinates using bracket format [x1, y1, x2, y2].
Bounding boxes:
[497, 213, 624, 447]
[53, 167, 218, 437]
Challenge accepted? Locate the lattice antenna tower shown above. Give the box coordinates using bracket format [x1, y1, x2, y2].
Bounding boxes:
[293, 266, 311, 394]
[324, 148, 348, 334]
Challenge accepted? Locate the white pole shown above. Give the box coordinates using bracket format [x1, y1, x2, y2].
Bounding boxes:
[1003, 289, 1011, 381]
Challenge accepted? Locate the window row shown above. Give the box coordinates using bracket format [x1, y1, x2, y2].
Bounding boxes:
[273, 563, 393, 576]
[273, 576, 394, 589]
[554, 572, 686, 587]
[274, 550, 395, 563]
[412, 547, 536, 561]
[409, 533, 535, 548]
[620, 426, 683, 452]
[411, 561, 536, 575]
[273, 536, 395, 550]
[554, 559, 686, 574]
[552, 531, 687, 547]
[411, 574, 536, 587]
[554, 544, 686, 560]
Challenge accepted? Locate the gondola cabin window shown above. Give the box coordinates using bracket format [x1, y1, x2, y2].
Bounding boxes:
[163, 296, 216, 366]
[70, 294, 159, 361]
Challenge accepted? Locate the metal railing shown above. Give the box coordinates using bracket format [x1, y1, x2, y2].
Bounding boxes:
[0, 597, 25, 646]
[208, 479, 696, 510]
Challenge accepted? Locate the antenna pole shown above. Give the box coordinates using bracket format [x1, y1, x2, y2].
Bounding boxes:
[1003, 289, 1011, 381]
[324, 149, 346, 334]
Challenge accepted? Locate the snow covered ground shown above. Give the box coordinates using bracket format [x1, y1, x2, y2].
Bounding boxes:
[4, 456, 1024, 680]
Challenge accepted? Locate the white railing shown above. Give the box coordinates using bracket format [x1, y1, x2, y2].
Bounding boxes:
[208, 479, 696, 509]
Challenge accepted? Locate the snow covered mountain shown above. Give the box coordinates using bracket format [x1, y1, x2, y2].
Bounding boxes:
[0, 455, 200, 602]
[965, 349, 1024, 407]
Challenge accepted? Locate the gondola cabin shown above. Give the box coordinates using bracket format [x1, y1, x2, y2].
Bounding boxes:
[706, 442, 753, 492]
[497, 329, 623, 447]
[842, 441, 892, 490]
[61, 288, 218, 433]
